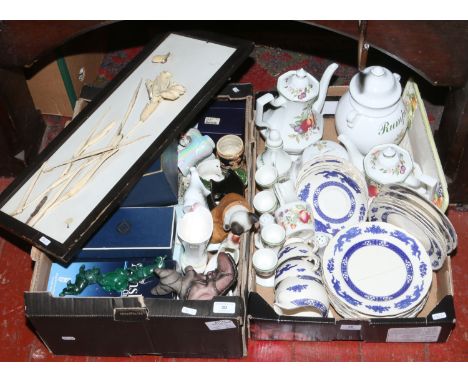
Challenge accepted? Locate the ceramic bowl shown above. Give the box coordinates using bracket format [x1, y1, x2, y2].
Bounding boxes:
[274, 276, 329, 317]
[274, 259, 322, 288]
[276, 238, 319, 267]
[252, 248, 278, 277]
[253, 190, 278, 214]
[255, 165, 278, 189]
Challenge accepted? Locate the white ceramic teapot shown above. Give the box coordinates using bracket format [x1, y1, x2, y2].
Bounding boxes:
[335, 66, 409, 155]
[255, 63, 339, 155]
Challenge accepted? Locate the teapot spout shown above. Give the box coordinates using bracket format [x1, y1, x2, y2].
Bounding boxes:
[337, 134, 364, 173]
[312, 63, 339, 115]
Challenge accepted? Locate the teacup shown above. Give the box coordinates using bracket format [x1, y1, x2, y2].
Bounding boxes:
[255, 165, 278, 189]
[274, 276, 329, 317]
[253, 190, 278, 214]
[260, 223, 286, 252]
[274, 259, 321, 288]
[275, 200, 315, 240]
[252, 248, 278, 287]
[277, 238, 319, 267]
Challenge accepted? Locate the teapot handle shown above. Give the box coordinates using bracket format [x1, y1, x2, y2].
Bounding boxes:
[346, 109, 362, 129]
[255, 93, 287, 128]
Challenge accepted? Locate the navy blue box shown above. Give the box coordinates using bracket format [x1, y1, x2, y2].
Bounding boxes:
[75, 206, 176, 260]
[47, 258, 176, 298]
[197, 99, 246, 143]
[121, 140, 178, 207]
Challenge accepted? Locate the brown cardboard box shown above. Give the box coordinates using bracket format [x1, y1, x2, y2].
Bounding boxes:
[26, 51, 104, 117]
[247, 83, 455, 343]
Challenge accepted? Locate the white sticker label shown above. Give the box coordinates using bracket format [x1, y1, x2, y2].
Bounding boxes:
[432, 312, 447, 321]
[204, 117, 221, 125]
[386, 326, 442, 342]
[61, 336, 76, 341]
[232, 87, 240, 93]
[205, 320, 236, 331]
[39, 236, 51, 246]
[181, 306, 197, 316]
[340, 324, 362, 331]
[213, 301, 236, 314]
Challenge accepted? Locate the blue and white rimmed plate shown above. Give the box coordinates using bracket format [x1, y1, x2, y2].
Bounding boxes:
[369, 199, 447, 271]
[322, 222, 432, 318]
[295, 160, 368, 236]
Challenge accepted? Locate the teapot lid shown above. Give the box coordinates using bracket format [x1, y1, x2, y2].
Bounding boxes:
[349, 66, 402, 109]
[277, 68, 319, 102]
[364, 144, 413, 184]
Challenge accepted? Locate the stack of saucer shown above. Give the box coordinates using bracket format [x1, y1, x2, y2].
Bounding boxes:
[322, 222, 433, 319]
[369, 184, 457, 270]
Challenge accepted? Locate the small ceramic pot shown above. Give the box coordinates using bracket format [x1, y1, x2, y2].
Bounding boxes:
[216, 135, 244, 169]
[260, 223, 286, 250]
[276, 238, 319, 267]
[274, 276, 329, 317]
[253, 190, 278, 214]
[274, 259, 321, 288]
[275, 201, 315, 240]
[255, 165, 278, 189]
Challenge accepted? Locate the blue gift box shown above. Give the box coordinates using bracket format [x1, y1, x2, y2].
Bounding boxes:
[121, 140, 178, 207]
[47, 258, 176, 298]
[197, 99, 246, 143]
[75, 206, 176, 260]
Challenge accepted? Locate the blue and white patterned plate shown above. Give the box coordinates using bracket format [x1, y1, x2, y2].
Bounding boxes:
[322, 222, 432, 318]
[295, 160, 368, 236]
[369, 199, 447, 271]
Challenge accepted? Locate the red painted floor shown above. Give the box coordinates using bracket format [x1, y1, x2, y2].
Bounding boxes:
[0, 168, 467, 360]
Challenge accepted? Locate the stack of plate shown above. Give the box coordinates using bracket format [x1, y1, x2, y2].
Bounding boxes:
[322, 222, 433, 319]
[369, 184, 457, 270]
[295, 156, 368, 237]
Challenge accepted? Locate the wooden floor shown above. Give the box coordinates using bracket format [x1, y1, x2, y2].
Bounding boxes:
[0, 169, 466, 360]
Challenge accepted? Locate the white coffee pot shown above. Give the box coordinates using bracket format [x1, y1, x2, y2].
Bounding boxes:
[255, 63, 339, 155]
[335, 66, 409, 155]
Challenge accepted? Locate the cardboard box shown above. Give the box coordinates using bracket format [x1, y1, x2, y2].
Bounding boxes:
[26, 51, 104, 117]
[247, 83, 455, 343]
[24, 82, 255, 357]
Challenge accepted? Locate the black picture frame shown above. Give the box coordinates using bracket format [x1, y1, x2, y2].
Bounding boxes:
[0, 31, 253, 264]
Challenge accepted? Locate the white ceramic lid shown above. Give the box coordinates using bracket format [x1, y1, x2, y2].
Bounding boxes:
[364, 144, 413, 184]
[349, 66, 402, 109]
[277, 68, 319, 102]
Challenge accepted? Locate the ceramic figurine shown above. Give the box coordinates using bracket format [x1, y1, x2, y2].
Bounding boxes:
[178, 128, 215, 176]
[183, 167, 211, 212]
[152, 252, 237, 300]
[196, 158, 224, 182]
[59, 257, 166, 296]
[208, 169, 246, 207]
[335, 66, 409, 155]
[256, 64, 339, 155]
[256, 129, 292, 181]
[211, 193, 257, 243]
